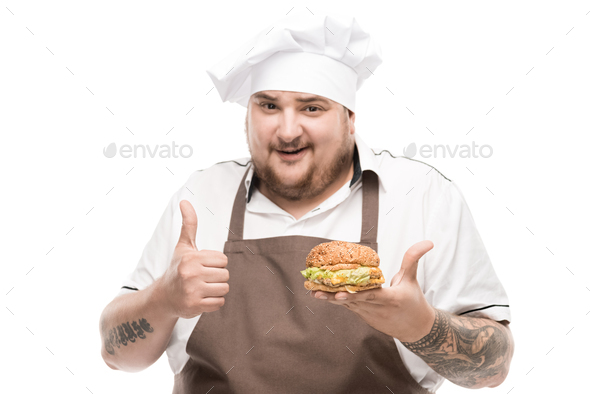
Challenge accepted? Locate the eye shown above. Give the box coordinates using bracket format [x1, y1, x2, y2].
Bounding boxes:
[261, 103, 276, 110]
[306, 106, 321, 112]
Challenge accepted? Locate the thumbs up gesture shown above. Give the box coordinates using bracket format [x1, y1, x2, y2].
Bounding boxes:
[311, 240, 436, 343]
[159, 200, 229, 319]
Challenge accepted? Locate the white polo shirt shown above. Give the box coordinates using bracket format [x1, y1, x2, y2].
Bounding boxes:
[116, 132, 511, 392]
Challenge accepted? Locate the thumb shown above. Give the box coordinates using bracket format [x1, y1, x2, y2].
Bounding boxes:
[177, 200, 198, 250]
[391, 240, 434, 286]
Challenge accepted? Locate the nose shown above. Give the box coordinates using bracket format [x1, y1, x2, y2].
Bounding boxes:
[275, 107, 303, 143]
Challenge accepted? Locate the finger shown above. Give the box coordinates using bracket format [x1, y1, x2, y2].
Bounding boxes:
[313, 289, 386, 304]
[331, 288, 387, 304]
[199, 296, 225, 312]
[313, 290, 337, 300]
[201, 282, 230, 297]
[200, 266, 230, 283]
[177, 200, 198, 250]
[330, 296, 385, 309]
[198, 250, 228, 268]
[392, 240, 434, 285]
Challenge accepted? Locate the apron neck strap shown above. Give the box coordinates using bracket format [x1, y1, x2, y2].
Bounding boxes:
[227, 163, 379, 243]
[360, 169, 379, 244]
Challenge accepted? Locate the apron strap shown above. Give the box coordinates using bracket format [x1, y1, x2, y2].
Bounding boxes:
[227, 163, 379, 243]
[360, 169, 379, 244]
[226, 163, 250, 242]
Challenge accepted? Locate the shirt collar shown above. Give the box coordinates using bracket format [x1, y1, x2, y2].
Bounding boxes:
[353, 132, 389, 193]
[244, 133, 388, 203]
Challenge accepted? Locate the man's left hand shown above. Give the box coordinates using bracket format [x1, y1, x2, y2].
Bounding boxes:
[311, 240, 437, 343]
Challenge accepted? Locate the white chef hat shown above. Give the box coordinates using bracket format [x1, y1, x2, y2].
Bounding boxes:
[205, 13, 383, 113]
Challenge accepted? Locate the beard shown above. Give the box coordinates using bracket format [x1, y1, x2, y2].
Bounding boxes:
[245, 125, 354, 202]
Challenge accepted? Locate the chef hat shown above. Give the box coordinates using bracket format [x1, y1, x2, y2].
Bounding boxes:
[205, 13, 383, 113]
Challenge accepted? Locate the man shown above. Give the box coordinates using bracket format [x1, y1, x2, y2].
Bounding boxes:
[100, 13, 514, 393]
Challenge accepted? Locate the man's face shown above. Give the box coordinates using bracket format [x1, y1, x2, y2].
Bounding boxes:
[245, 90, 356, 202]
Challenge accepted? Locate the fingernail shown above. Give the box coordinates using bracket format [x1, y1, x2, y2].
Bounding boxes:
[319, 296, 327, 300]
[338, 297, 347, 300]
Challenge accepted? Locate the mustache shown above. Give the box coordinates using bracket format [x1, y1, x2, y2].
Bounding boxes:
[272, 140, 312, 151]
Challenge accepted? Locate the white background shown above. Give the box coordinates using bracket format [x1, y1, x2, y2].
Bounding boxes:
[1, 1, 589, 393]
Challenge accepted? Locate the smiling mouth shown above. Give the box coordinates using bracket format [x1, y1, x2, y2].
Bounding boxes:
[279, 147, 307, 155]
[276, 146, 309, 161]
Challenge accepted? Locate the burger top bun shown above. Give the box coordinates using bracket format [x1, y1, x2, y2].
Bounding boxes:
[306, 240, 380, 268]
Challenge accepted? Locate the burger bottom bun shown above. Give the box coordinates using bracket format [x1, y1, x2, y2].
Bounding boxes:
[304, 279, 384, 293]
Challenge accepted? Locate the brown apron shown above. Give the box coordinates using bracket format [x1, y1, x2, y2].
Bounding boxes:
[173, 166, 433, 394]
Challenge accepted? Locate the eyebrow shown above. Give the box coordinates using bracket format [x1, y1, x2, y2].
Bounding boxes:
[253, 92, 331, 105]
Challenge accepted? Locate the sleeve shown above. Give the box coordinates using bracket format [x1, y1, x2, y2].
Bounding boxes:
[422, 180, 512, 323]
[114, 188, 182, 299]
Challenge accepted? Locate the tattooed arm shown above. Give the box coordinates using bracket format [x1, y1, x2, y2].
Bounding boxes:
[401, 308, 514, 389]
[99, 278, 179, 372]
[101, 200, 231, 371]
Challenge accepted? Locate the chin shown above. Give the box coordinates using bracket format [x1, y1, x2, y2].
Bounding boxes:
[272, 157, 308, 173]
[275, 170, 307, 186]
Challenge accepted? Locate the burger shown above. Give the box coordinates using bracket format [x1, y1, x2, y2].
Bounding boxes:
[300, 240, 385, 293]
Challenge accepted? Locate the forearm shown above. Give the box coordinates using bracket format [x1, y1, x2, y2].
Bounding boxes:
[401, 308, 514, 389]
[99, 278, 178, 372]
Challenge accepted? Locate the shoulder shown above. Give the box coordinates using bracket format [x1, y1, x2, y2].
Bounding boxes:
[371, 148, 452, 195]
[185, 157, 251, 189]
[166, 157, 251, 209]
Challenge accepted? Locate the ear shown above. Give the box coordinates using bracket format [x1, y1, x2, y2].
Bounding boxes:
[348, 108, 356, 135]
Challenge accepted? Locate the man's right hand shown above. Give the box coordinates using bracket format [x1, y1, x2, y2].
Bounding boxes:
[159, 200, 229, 319]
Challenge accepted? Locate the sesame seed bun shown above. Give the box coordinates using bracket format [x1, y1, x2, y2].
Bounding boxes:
[305, 241, 380, 268]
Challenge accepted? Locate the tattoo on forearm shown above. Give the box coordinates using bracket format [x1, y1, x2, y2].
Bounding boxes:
[401, 309, 511, 388]
[103, 318, 154, 355]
